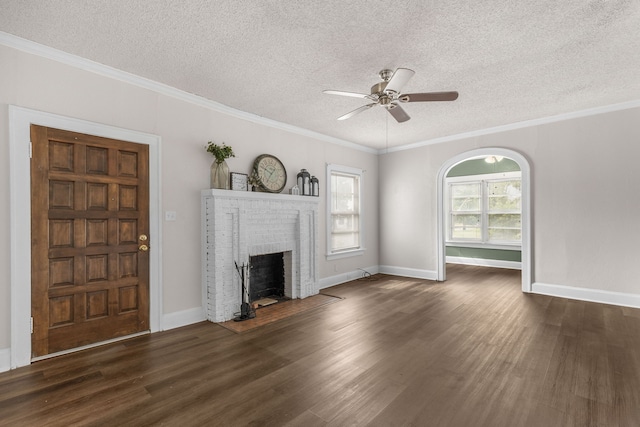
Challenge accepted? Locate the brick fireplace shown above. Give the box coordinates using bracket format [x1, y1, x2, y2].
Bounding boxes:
[201, 189, 320, 322]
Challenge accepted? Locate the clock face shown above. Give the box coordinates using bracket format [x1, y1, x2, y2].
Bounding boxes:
[253, 154, 287, 193]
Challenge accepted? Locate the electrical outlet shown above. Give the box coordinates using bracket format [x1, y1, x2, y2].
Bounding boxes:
[165, 211, 177, 221]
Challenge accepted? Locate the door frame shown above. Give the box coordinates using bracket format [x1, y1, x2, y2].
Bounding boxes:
[436, 147, 532, 292]
[9, 105, 163, 369]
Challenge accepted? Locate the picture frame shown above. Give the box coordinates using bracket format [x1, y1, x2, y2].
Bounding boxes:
[230, 172, 249, 191]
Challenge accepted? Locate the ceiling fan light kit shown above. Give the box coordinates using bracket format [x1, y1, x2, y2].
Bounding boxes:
[324, 67, 458, 123]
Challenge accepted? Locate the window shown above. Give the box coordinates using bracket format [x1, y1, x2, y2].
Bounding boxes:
[447, 172, 521, 246]
[327, 164, 364, 259]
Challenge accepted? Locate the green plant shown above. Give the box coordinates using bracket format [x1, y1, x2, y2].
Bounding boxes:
[206, 141, 235, 164]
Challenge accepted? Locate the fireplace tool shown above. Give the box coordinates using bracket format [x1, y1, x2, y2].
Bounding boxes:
[234, 261, 255, 322]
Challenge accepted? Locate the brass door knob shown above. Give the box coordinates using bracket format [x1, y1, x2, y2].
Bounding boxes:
[139, 234, 148, 241]
[139, 244, 149, 252]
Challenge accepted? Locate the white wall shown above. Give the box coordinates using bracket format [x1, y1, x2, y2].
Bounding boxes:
[380, 106, 640, 296]
[0, 43, 379, 353]
[3, 35, 640, 367]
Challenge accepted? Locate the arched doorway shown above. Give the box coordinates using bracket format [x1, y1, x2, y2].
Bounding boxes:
[436, 148, 532, 292]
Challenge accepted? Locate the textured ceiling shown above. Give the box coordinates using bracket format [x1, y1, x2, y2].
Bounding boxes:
[1, 1, 639, 149]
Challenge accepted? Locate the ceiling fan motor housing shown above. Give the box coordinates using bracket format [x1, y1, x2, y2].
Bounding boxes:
[379, 95, 395, 108]
[371, 81, 388, 95]
[371, 82, 397, 109]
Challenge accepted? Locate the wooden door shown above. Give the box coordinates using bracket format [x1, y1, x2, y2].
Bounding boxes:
[30, 125, 150, 358]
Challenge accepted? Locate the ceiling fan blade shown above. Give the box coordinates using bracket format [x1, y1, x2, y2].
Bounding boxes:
[384, 68, 415, 94]
[399, 91, 459, 102]
[323, 90, 376, 100]
[387, 104, 410, 123]
[337, 103, 377, 120]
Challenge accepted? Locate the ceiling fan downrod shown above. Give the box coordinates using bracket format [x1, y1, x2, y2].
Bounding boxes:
[379, 69, 394, 82]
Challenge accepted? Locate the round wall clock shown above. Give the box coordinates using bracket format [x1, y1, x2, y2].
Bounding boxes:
[252, 154, 287, 193]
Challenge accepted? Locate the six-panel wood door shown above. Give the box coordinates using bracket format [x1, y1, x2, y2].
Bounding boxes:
[30, 125, 150, 358]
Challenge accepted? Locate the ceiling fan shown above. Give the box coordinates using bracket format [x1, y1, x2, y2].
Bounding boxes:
[323, 68, 458, 123]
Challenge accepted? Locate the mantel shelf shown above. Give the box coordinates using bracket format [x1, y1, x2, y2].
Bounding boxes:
[201, 189, 320, 203]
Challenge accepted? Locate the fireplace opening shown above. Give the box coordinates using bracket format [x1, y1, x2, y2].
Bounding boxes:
[249, 252, 288, 304]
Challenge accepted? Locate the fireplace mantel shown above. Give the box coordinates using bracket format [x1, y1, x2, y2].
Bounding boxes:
[201, 189, 320, 322]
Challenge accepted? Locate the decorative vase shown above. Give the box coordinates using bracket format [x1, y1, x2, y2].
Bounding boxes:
[210, 160, 230, 189]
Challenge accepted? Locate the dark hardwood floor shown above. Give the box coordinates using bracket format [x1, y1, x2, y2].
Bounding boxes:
[2, 264, 640, 426]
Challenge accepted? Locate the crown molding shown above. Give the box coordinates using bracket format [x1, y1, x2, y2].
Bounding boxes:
[382, 98, 640, 154]
[0, 31, 377, 155]
[3, 31, 638, 157]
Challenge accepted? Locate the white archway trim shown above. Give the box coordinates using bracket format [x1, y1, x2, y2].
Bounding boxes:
[436, 148, 531, 292]
[9, 106, 163, 369]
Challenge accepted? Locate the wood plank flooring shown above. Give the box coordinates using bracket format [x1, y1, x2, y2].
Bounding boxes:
[1, 264, 640, 426]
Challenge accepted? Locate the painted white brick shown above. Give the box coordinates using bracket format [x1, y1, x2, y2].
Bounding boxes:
[201, 190, 320, 322]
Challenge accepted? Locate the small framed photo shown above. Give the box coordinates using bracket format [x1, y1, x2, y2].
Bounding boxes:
[230, 172, 248, 191]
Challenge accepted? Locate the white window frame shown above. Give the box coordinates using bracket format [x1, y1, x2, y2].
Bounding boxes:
[445, 171, 522, 250]
[326, 164, 365, 260]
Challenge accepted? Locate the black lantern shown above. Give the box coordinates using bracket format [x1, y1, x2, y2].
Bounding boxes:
[311, 176, 319, 196]
[297, 169, 311, 195]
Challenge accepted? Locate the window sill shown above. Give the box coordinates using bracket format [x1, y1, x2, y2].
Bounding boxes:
[446, 242, 521, 251]
[326, 248, 365, 260]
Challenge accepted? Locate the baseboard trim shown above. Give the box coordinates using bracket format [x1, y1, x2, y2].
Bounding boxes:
[319, 265, 380, 289]
[162, 307, 206, 331]
[532, 282, 640, 309]
[446, 256, 522, 270]
[0, 348, 10, 373]
[378, 265, 438, 281]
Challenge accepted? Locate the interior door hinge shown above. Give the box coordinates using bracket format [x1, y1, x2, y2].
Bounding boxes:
[30, 317, 33, 334]
[29, 141, 32, 158]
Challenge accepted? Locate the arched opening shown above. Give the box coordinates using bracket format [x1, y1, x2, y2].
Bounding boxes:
[436, 148, 532, 292]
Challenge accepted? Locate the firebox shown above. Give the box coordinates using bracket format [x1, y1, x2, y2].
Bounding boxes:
[249, 252, 285, 302]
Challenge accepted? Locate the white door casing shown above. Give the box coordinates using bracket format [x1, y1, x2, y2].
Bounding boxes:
[9, 105, 163, 369]
[436, 148, 532, 292]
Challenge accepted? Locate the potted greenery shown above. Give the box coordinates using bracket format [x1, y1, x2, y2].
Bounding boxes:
[247, 170, 260, 192]
[206, 141, 235, 189]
